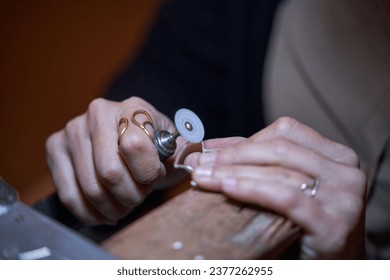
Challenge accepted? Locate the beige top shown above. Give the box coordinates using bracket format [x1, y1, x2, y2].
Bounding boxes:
[263, 0, 390, 259]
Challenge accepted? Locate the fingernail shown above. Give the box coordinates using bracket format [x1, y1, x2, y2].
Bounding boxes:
[199, 152, 217, 165]
[193, 166, 213, 177]
[192, 166, 220, 185]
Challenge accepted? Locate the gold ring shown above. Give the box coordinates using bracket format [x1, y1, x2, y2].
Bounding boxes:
[131, 110, 154, 142]
[118, 117, 129, 150]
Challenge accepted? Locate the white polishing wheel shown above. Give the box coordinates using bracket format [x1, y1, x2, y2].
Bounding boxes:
[174, 108, 205, 143]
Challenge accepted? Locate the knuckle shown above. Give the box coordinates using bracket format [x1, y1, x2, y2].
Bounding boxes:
[273, 116, 299, 134]
[87, 98, 108, 125]
[45, 132, 64, 169]
[127, 96, 142, 104]
[45, 131, 62, 153]
[57, 189, 77, 212]
[128, 194, 146, 208]
[125, 96, 148, 108]
[344, 147, 360, 167]
[64, 115, 85, 139]
[339, 166, 367, 192]
[83, 183, 106, 206]
[120, 132, 149, 154]
[123, 97, 156, 118]
[97, 164, 123, 186]
[87, 97, 107, 114]
[335, 143, 360, 167]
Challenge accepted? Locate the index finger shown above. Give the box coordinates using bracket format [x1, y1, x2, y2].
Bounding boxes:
[253, 117, 359, 167]
[117, 98, 166, 184]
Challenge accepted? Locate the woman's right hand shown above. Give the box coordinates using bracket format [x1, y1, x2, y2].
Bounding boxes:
[45, 96, 181, 225]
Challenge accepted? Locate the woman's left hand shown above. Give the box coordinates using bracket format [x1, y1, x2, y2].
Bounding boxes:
[187, 117, 367, 259]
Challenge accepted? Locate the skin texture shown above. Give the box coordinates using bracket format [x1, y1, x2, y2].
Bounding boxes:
[45, 97, 181, 225]
[187, 117, 367, 259]
[46, 97, 366, 258]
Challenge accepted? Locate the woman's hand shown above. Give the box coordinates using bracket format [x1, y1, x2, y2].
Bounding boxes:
[45, 97, 181, 225]
[188, 117, 367, 259]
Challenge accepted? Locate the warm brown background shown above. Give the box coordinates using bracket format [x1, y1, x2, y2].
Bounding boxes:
[0, 0, 163, 204]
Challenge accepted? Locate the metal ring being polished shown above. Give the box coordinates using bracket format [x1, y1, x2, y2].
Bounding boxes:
[131, 110, 154, 142]
[300, 178, 320, 197]
[118, 117, 129, 150]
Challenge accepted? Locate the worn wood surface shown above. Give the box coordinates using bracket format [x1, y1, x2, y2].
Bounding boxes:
[102, 186, 301, 259]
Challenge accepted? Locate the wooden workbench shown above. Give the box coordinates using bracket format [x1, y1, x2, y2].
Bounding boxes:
[102, 181, 301, 259]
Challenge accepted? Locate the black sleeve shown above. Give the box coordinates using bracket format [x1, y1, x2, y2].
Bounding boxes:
[106, 0, 281, 139]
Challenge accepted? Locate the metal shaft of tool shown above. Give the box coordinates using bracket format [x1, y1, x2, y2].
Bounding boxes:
[154, 130, 180, 162]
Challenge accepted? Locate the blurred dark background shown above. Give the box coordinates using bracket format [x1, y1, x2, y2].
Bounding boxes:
[0, 0, 163, 204]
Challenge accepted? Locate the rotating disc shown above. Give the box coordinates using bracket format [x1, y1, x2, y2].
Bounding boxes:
[174, 108, 205, 143]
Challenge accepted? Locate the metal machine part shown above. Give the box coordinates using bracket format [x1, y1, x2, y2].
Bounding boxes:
[0, 179, 114, 260]
[154, 130, 180, 162]
[0, 177, 18, 206]
[154, 108, 205, 162]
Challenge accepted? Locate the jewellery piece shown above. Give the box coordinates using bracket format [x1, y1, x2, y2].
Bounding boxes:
[131, 110, 154, 141]
[117, 117, 129, 150]
[173, 141, 220, 173]
[174, 142, 204, 173]
[300, 178, 320, 197]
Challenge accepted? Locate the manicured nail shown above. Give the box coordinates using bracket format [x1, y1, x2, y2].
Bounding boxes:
[192, 165, 221, 186]
[199, 152, 217, 165]
[193, 166, 213, 177]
